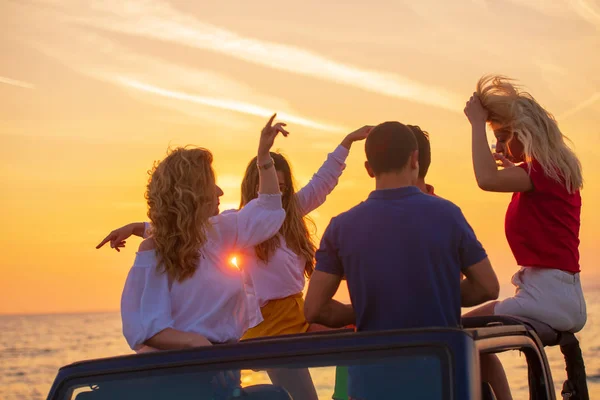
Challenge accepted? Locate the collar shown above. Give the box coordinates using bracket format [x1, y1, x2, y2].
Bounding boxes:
[368, 186, 423, 200]
[425, 184, 435, 196]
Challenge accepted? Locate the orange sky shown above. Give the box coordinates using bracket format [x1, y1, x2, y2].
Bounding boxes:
[1, 0, 599, 314]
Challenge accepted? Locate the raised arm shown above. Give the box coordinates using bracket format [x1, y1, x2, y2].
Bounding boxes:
[215, 114, 288, 250]
[464, 93, 533, 193]
[296, 126, 372, 215]
[257, 113, 288, 195]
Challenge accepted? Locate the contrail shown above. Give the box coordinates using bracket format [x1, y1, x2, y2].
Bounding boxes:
[118, 78, 347, 132]
[559, 92, 600, 120]
[24, 26, 342, 133]
[0, 76, 34, 89]
[64, 0, 462, 112]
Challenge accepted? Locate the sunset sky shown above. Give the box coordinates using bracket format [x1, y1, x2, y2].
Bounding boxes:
[1, 0, 599, 314]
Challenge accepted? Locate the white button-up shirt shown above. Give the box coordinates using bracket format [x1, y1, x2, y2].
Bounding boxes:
[121, 194, 285, 350]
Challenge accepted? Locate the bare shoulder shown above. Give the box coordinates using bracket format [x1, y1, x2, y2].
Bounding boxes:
[138, 237, 156, 252]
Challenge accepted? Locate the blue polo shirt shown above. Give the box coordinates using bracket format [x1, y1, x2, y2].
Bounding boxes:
[315, 186, 487, 331]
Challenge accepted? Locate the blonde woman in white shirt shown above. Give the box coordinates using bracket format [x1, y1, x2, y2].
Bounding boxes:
[99, 115, 286, 357]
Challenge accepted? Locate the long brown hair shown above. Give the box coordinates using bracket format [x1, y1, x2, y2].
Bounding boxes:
[477, 75, 583, 193]
[145, 147, 216, 282]
[240, 152, 316, 278]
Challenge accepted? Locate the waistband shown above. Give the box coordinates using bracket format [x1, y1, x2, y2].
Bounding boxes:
[520, 266, 580, 284]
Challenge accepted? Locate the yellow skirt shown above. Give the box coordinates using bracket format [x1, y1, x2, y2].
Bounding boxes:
[242, 293, 309, 340]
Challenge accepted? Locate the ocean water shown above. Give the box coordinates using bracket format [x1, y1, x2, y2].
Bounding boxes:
[2, 289, 600, 400]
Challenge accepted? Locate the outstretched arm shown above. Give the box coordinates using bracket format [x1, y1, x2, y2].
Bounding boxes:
[96, 222, 146, 252]
[296, 126, 372, 215]
[227, 114, 288, 249]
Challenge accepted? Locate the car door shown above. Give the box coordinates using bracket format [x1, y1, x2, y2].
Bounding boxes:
[48, 328, 477, 400]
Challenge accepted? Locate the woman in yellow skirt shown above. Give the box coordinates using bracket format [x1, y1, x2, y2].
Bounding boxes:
[238, 126, 370, 340]
[237, 126, 371, 399]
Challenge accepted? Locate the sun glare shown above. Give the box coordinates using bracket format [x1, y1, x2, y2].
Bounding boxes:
[230, 256, 239, 269]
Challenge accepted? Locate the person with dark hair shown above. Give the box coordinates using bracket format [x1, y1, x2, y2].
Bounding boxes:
[407, 125, 435, 196]
[304, 121, 500, 399]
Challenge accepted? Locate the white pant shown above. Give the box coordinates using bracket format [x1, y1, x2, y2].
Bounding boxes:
[494, 267, 587, 333]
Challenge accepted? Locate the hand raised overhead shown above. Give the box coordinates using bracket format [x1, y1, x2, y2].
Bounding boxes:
[464, 92, 489, 126]
[342, 125, 374, 149]
[259, 113, 289, 155]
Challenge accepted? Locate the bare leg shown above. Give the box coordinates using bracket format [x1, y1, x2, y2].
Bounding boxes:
[463, 301, 499, 318]
[463, 301, 512, 400]
[480, 354, 513, 400]
[267, 368, 318, 400]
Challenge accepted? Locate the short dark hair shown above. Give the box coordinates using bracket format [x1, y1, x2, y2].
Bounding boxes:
[365, 121, 417, 176]
[407, 125, 431, 179]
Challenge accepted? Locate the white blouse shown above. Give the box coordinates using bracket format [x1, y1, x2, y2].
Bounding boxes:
[240, 145, 349, 326]
[121, 194, 285, 351]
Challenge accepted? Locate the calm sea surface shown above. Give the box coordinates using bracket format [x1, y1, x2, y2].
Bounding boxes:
[2, 289, 600, 399]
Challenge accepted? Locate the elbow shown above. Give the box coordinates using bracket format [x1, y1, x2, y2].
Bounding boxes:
[270, 210, 286, 233]
[476, 177, 496, 192]
[485, 279, 501, 301]
[303, 302, 321, 325]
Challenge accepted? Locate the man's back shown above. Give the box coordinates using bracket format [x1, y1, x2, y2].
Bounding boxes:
[315, 186, 487, 331]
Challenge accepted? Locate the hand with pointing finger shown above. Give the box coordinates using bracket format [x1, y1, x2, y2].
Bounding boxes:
[96, 222, 146, 252]
[258, 113, 289, 159]
[96, 229, 129, 252]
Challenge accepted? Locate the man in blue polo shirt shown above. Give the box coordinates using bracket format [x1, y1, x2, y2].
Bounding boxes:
[304, 121, 499, 398]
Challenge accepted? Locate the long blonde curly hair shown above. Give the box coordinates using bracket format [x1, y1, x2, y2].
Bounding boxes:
[145, 147, 216, 282]
[240, 152, 316, 278]
[477, 75, 583, 193]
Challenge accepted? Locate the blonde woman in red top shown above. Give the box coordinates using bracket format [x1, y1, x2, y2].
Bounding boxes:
[464, 75, 586, 400]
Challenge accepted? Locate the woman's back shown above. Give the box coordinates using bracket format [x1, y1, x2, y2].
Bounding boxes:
[121, 194, 286, 351]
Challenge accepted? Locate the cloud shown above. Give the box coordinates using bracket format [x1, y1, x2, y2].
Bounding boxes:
[49, 0, 462, 112]
[118, 78, 346, 132]
[0, 76, 34, 89]
[505, 0, 600, 28]
[24, 27, 344, 132]
[559, 92, 600, 120]
[568, 0, 600, 27]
